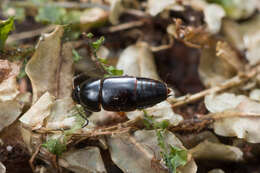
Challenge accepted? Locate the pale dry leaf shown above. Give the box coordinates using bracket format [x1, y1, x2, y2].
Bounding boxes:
[107, 130, 197, 173]
[0, 60, 20, 101]
[19, 92, 55, 130]
[117, 43, 160, 79]
[109, 0, 123, 25]
[0, 60, 20, 82]
[198, 44, 238, 87]
[222, 0, 256, 20]
[45, 97, 75, 130]
[213, 115, 260, 143]
[0, 100, 22, 132]
[204, 4, 225, 34]
[205, 93, 247, 113]
[190, 140, 243, 161]
[25, 26, 74, 103]
[20, 127, 43, 154]
[79, 8, 108, 31]
[59, 147, 107, 173]
[26, 26, 64, 103]
[244, 29, 260, 65]
[249, 89, 260, 101]
[117, 43, 183, 126]
[206, 93, 260, 143]
[222, 15, 260, 65]
[147, 0, 176, 16]
[221, 19, 244, 50]
[208, 169, 225, 173]
[179, 131, 219, 149]
[58, 42, 74, 99]
[0, 76, 19, 102]
[216, 41, 244, 72]
[0, 162, 6, 173]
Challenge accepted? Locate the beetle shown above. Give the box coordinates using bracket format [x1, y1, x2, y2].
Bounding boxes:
[72, 76, 170, 112]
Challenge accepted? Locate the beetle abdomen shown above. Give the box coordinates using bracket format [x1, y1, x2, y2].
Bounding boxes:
[101, 77, 168, 111]
[136, 77, 168, 109]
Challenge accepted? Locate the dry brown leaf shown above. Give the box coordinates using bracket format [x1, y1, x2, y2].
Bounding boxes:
[216, 41, 244, 72]
[222, 15, 260, 65]
[203, 4, 225, 34]
[0, 100, 22, 132]
[107, 130, 197, 173]
[0, 162, 6, 173]
[190, 140, 243, 161]
[19, 92, 55, 130]
[0, 60, 20, 101]
[147, 0, 176, 16]
[59, 147, 107, 173]
[205, 93, 260, 143]
[79, 8, 108, 31]
[45, 97, 76, 130]
[109, 0, 124, 25]
[25, 26, 74, 103]
[199, 42, 240, 87]
[208, 169, 225, 173]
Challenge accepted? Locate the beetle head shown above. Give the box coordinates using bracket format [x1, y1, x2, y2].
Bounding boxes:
[72, 85, 81, 103]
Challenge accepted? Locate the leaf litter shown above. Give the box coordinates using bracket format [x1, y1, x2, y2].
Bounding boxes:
[0, 0, 260, 173]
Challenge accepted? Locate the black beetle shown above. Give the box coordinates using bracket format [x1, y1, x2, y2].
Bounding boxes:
[72, 76, 170, 112]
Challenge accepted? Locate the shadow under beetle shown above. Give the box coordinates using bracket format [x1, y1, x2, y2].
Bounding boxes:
[72, 76, 170, 112]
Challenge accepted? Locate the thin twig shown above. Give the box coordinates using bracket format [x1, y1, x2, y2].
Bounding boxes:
[103, 20, 145, 33]
[8, 1, 110, 10]
[29, 144, 41, 172]
[169, 69, 256, 108]
[7, 25, 56, 44]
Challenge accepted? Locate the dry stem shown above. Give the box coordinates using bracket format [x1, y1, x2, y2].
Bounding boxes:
[169, 69, 256, 108]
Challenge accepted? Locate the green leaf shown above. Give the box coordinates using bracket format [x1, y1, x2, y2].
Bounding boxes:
[72, 49, 82, 62]
[98, 58, 108, 64]
[86, 32, 94, 38]
[157, 130, 187, 173]
[35, 6, 66, 24]
[166, 146, 187, 173]
[91, 36, 105, 52]
[103, 65, 123, 77]
[17, 58, 28, 79]
[42, 137, 67, 156]
[64, 105, 87, 135]
[0, 17, 14, 50]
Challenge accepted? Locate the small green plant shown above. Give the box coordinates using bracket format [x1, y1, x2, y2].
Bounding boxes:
[87, 33, 123, 77]
[0, 17, 14, 51]
[42, 105, 87, 155]
[72, 49, 82, 62]
[143, 110, 187, 173]
[42, 137, 67, 156]
[17, 58, 28, 79]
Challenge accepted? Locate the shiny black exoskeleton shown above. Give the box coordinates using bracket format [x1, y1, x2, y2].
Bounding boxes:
[72, 76, 169, 112]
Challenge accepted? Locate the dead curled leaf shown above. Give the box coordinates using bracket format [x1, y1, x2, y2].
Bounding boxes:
[199, 40, 243, 87]
[19, 92, 55, 130]
[0, 60, 20, 101]
[107, 130, 197, 173]
[25, 26, 74, 103]
[205, 93, 260, 143]
[0, 100, 23, 132]
[190, 140, 243, 161]
[59, 147, 107, 173]
[0, 60, 25, 132]
[222, 14, 260, 65]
